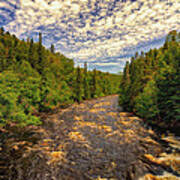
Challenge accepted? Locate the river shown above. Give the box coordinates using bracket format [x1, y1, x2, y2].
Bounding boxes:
[0, 95, 179, 180]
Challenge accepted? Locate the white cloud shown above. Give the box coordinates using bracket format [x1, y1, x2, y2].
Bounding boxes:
[0, 0, 180, 73]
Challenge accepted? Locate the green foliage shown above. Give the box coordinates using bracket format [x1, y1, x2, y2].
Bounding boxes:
[119, 30, 180, 127]
[0, 71, 41, 126]
[134, 80, 159, 120]
[156, 61, 180, 124]
[50, 44, 55, 54]
[83, 62, 90, 100]
[75, 66, 83, 103]
[0, 28, 120, 127]
[91, 69, 98, 98]
[119, 61, 131, 111]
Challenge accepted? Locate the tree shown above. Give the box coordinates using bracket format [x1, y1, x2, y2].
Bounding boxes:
[83, 62, 90, 100]
[75, 66, 83, 103]
[50, 44, 55, 54]
[134, 80, 159, 120]
[119, 61, 131, 110]
[91, 69, 98, 98]
[156, 69, 180, 125]
[0, 27, 4, 35]
[119, 30, 180, 129]
[28, 38, 34, 67]
[38, 32, 43, 73]
[0, 28, 120, 127]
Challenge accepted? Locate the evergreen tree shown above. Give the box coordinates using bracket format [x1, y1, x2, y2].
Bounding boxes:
[91, 69, 98, 98]
[156, 70, 180, 125]
[50, 44, 55, 54]
[75, 66, 83, 103]
[119, 61, 131, 110]
[0, 27, 4, 35]
[0, 28, 120, 127]
[163, 36, 169, 52]
[119, 31, 180, 129]
[28, 38, 34, 67]
[83, 62, 90, 100]
[38, 32, 43, 73]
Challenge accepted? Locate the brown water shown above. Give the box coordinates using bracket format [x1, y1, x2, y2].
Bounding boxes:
[0, 95, 179, 180]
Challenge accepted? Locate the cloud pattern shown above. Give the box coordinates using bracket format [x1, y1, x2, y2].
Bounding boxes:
[0, 0, 180, 73]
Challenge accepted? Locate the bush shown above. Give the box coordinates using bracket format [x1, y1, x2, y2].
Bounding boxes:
[0, 71, 41, 126]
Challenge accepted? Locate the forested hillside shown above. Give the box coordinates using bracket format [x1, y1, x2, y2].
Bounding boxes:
[119, 30, 180, 130]
[0, 27, 120, 127]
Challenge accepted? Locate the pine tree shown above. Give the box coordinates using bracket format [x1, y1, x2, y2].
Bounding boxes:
[28, 38, 34, 67]
[83, 62, 90, 100]
[38, 32, 43, 73]
[101, 73, 109, 96]
[0, 28, 128, 127]
[156, 37, 180, 125]
[119, 61, 131, 110]
[163, 37, 169, 52]
[75, 66, 83, 103]
[50, 44, 55, 54]
[119, 30, 180, 128]
[157, 72, 180, 124]
[122, 61, 131, 90]
[91, 69, 97, 98]
[0, 27, 4, 35]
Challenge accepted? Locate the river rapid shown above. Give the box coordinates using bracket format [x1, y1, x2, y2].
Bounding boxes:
[0, 95, 179, 180]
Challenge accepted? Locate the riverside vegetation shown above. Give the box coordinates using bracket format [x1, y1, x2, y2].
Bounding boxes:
[0, 28, 179, 180]
[0, 27, 120, 127]
[119, 30, 180, 132]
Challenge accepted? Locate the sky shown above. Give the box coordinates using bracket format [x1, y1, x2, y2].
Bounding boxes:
[0, 0, 180, 73]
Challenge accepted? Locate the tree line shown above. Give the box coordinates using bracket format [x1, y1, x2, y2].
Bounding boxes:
[119, 30, 180, 129]
[0, 27, 120, 126]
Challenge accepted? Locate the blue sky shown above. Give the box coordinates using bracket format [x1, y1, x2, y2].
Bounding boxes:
[0, 0, 180, 73]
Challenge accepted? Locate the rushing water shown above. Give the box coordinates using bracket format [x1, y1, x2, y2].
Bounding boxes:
[0, 95, 179, 180]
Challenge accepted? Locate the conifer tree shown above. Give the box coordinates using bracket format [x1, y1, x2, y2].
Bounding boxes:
[163, 37, 169, 52]
[28, 38, 34, 67]
[119, 31, 180, 128]
[91, 68, 97, 98]
[119, 61, 131, 110]
[0, 27, 4, 35]
[83, 62, 90, 100]
[38, 32, 43, 73]
[75, 66, 83, 103]
[0, 28, 122, 127]
[50, 44, 55, 54]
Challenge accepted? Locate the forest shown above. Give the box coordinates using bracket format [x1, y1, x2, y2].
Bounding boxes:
[0, 28, 180, 180]
[119, 30, 180, 130]
[0, 28, 179, 130]
[0, 27, 120, 127]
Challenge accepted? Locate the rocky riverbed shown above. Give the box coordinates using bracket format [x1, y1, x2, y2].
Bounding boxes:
[0, 95, 179, 180]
